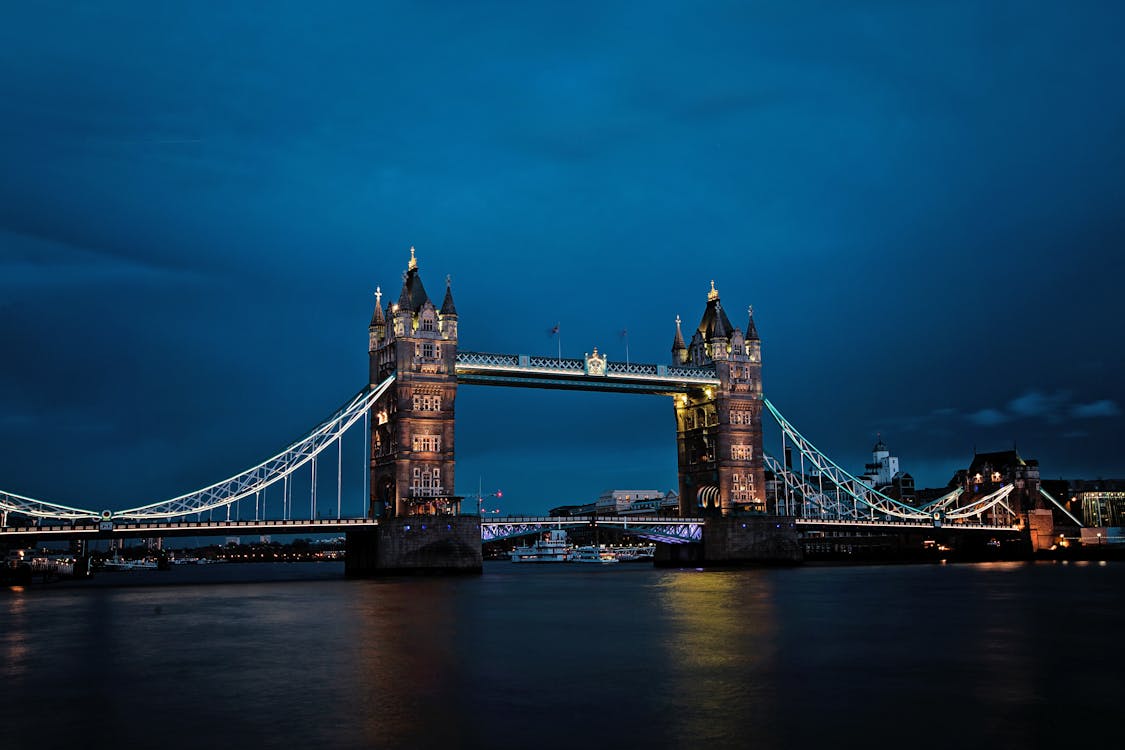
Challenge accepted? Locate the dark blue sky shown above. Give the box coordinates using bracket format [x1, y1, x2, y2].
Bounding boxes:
[2, 2, 1123, 515]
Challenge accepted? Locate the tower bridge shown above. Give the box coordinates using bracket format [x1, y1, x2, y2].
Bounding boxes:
[1, 248, 1043, 572]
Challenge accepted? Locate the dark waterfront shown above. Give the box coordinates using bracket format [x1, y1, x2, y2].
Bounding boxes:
[3, 561, 1122, 750]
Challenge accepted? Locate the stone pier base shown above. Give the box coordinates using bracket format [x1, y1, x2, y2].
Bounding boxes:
[345, 516, 482, 576]
[702, 516, 802, 565]
[655, 516, 802, 567]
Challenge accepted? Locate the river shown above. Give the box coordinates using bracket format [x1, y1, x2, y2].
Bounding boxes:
[2, 560, 1121, 749]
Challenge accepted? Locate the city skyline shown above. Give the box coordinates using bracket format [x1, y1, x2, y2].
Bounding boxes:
[2, 3, 1124, 514]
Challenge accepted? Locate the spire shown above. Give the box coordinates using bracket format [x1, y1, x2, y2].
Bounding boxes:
[745, 304, 759, 341]
[408, 245, 418, 270]
[370, 286, 385, 327]
[672, 315, 686, 351]
[707, 280, 719, 302]
[712, 303, 728, 339]
[397, 270, 413, 311]
[441, 274, 458, 316]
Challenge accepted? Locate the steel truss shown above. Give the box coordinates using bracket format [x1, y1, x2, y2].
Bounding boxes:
[481, 516, 704, 544]
[763, 399, 1018, 526]
[456, 351, 720, 383]
[0, 376, 395, 523]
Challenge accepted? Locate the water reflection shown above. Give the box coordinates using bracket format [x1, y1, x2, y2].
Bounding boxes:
[1, 562, 1122, 749]
[658, 570, 780, 747]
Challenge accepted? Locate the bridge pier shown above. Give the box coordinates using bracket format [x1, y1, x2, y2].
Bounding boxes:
[345, 516, 482, 576]
[654, 516, 802, 567]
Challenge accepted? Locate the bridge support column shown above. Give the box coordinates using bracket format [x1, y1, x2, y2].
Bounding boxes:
[345, 516, 482, 576]
[700, 516, 801, 565]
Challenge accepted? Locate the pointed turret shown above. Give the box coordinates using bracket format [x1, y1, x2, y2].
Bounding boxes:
[671, 315, 687, 364]
[397, 271, 413, 311]
[369, 286, 386, 351]
[396, 246, 431, 313]
[695, 280, 734, 343]
[711, 302, 729, 361]
[712, 302, 728, 339]
[370, 286, 385, 328]
[440, 275, 457, 316]
[745, 305, 759, 341]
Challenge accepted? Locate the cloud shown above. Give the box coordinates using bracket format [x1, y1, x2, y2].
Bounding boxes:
[1071, 400, 1121, 418]
[1007, 389, 1070, 419]
[968, 408, 1009, 426]
[968, 389, 1118, 426]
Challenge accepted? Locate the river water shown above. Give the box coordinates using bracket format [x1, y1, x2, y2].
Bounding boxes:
[2, 561, 1121, 749]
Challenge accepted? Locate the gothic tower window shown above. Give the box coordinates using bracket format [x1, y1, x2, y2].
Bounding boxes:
[412, 435, 441, 452]
[413, 393, 441, 411]
[411, 466, 442, 497]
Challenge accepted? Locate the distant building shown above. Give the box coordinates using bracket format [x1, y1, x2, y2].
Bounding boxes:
[548, 489, 679, 517]
[1066, 478, 1125, 527]
[857, 437, 916, 505]
[596, 489, 663, 515]
[618, 491, 679, 515]
[949, 449, 1042, 521]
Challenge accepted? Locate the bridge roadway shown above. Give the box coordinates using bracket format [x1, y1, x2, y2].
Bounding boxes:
[0, 515, 1019, 542]
[454, 351, 719, 394]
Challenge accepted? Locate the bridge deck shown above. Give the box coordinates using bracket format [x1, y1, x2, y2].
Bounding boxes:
[0, 515, 1020, 542]
[455, 352, 719, 394]
[0, 518, 380, 540]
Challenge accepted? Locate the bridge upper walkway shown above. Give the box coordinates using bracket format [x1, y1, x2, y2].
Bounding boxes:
[455, 351, 719, 394]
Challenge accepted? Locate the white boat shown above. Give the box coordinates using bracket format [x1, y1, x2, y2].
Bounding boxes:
[613, 545, 655, 562]
[101, 556, 159, 571]
[571, 545, 619, 564]
[510, 530, 572, 562]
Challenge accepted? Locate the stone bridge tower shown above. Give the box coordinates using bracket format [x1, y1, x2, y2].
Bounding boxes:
[368, 249, 460, 517]
[672, 282, 765, 516]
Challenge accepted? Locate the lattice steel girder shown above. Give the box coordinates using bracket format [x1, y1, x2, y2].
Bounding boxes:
[944, 484, 1015, 520]
[456, 372, 716, 395]
[480, 517, 705, 544]
[763, 399, 936, 521]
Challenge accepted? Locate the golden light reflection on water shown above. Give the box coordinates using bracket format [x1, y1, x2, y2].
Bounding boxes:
[2, 588, 30, 679]
[352, 581, 464, 749]
[658, 570, 779, 744]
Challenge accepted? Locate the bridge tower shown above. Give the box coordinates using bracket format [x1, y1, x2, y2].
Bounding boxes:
[368, 248, 460, 517]
[672, 282, 765, 516]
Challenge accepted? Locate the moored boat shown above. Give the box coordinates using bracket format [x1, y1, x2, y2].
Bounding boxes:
[571, 545, 619, 564]
[510, 529, 572, 562]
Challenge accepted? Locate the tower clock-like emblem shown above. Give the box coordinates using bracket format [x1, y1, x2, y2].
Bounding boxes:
[585, 347, 607, 376]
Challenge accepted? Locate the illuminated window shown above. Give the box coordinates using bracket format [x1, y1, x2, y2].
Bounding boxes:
[732, 473, 753, 504]
[991, 471, 1002, 482]
[421, 316, 435, 331]
[732, 444, 752, 460]
[413, 393, 441, 411]
[730, 409, 751, 425]
[412, 435, 441, 452]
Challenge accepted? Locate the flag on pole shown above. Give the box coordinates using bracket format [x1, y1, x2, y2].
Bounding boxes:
[549, 322, 561, 361]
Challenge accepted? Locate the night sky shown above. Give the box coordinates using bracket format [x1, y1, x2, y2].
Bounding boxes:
[2, 2, 1123, 516]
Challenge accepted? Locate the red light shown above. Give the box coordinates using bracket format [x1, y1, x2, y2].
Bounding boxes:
[496, 491, 503, 498]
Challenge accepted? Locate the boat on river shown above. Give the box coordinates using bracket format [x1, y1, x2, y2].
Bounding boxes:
[510, 530, 572, 562]
[571, 545, 619, 564]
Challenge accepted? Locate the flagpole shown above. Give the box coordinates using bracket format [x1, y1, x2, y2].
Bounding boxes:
[557, 321, 561, 363]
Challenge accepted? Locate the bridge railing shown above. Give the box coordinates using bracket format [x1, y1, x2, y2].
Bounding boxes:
[457, 351, 720, 382]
